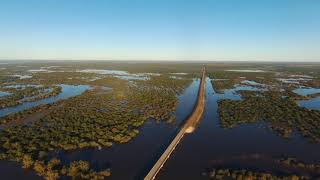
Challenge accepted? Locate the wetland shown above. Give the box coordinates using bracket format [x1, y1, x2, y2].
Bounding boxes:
[0, 61, 320, 180]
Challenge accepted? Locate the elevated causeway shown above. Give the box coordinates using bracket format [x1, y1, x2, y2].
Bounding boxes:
[144, 67, 206, 180]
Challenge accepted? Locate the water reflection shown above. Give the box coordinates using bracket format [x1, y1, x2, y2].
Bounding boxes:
[215, 84, 265, 100]
[298, 97, 320, 110]
[0, 91, 11, 97]
[293, 87, 320, 110]
[293, 87, 320, 96]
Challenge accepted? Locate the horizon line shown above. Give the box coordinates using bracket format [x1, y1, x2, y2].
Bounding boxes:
[0, 59, 320, 63]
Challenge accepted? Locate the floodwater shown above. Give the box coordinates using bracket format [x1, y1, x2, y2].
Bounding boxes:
[77, 69, 160, 81]
[0, 91, 11, 97]
[0, 84, 91, 117]
[157, 78, 320, 179]
[294, 87, 320, 110]
[215, 84, 265, 100]
[298, 97, 320, 110]
[293, 87, 320, 96]
[3, 84, 42, 89]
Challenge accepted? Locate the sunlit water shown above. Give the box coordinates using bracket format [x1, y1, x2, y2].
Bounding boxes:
[298, 97, 320, 110]
[215, 84, 265, 100]
[293, 87, 320, 96]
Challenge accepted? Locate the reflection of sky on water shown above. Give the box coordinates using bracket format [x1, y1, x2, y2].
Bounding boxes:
[293, 87, 320, 96]
[0, 91, 11, 97]
[298, 97, 320, 110]
[3, 84, 42, 89]
[216, 85, 266, 100]
[292, 87, 320, 110]
[77, 69, 162, 81]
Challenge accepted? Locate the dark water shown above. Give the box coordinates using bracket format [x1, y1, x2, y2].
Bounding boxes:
[0, 161, 42, 180]
[157, 78, 320, 180]
[0, 84, 91, 117]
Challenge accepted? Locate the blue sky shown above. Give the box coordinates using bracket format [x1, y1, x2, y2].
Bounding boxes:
[0, 0, 319, 61]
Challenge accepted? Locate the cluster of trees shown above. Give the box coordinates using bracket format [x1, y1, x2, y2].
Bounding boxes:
[0, 85, 62, 108]
[0, 103, 53, 124]
[205, 156, 320, 180]
[207, 69, 320, 142]
[20, 155, 110, 180]
[210, 80, 235, 93]
[205, 168, 308, 180]
[279, 157, 320, 172]
[209, 69, 320, 95]
[127, 75, 191, 123]
[218, 90, 320, 142]
[23, 86, 62, 102]
[208, 71, 277, 93]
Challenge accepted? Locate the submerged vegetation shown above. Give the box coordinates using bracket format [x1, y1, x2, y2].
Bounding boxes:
[205, 168, 310, 180]
[0, 85, 62, 108]
[1, 61, 320, 179]
[204, 156, 320, 180]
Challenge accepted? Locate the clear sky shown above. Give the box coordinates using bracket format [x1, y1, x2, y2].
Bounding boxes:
[0, 0, 319, 61]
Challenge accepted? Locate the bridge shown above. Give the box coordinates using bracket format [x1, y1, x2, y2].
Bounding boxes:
[144, 67, 206, 180]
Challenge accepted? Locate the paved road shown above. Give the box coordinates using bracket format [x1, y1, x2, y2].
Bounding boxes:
[144, 67, 206, 180]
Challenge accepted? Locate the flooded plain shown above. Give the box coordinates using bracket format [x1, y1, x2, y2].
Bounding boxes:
[0, 69, 319, 179]
[0, 91, 11, 97]
[298, 97, 320, 110]
[294, 87, 320, 110]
